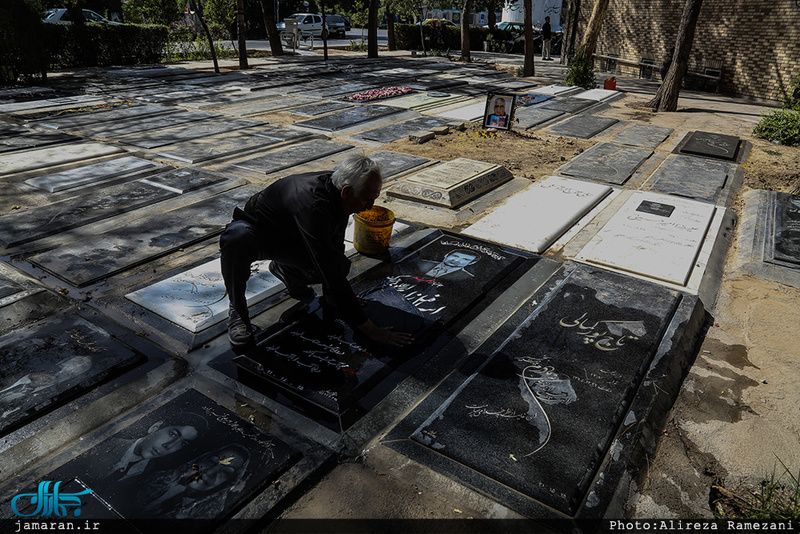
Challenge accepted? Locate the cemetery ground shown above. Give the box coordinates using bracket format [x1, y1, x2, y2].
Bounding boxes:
[1, 48, 800, 528]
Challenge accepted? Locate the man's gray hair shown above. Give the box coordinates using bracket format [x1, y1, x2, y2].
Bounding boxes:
[332, 153, 382, 194]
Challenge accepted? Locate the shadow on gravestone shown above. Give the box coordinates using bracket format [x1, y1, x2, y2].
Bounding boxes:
[31, 389, 300, 532]
[231, 232, 533, 430]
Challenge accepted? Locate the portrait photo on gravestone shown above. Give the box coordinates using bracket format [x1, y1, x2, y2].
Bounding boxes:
[483, 93, 517, 131]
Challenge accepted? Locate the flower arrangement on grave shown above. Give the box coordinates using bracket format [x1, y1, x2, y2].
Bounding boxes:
[343, 86, 412, 102]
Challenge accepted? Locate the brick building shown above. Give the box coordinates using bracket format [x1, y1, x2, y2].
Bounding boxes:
[565, 0, 800, 103]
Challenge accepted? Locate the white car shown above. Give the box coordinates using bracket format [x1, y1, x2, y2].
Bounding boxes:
[43, 8, 121, 24]
[276, 13, 324, 37]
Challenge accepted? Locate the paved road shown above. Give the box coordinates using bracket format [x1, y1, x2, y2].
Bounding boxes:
[245, 27, 387, 51]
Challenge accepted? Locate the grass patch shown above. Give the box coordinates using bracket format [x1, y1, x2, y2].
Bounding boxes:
[713, 460, 800, 520]
[753, 109, 800, 147]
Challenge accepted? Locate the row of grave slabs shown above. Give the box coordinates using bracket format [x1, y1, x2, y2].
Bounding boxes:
[0, 64, 761, 529]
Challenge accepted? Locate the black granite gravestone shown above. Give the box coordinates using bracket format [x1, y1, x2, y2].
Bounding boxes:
[0, 313, 144, 435]
[558, 143, 653, 185]
[78, 110, 216, 138]
[28, 185, 260, 286]
[37, 103, 177, 130]
[547, 115, 619, 139]
[679, 131, 741, 161]
[0, 169, 227, 248]
[119, 118, 264, 149]
[772, 193, 800, 266]
[294, 105, 404, 131]
[517, 94, 553, 107]
[233, 140, 353, 175]
[648, 154, 731, 203]
[288, 101, 354, 116]
[42, 389, 299, 528]
[357, 117, 451, 143]
[0, 131, 80, 154]
[515, 108, 565, 130]
[386, 265, 684, 517]
[367, 150, 431, 180]
[610, 124, 673, 148]
[157, 135, 284, 164]
[233, 232, 532, 429]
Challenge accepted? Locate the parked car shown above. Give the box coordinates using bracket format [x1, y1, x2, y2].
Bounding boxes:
[42, 8, 121, 24]
[324, 14, 347, 38]
[341, 16, 351, 31]
[276, 13, 324, 37]
[417, 19, 456, 27]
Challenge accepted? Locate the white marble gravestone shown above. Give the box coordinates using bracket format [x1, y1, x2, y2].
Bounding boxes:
[126, 259, 283, 332]
[463, 176, 613, 253]
[434, 101, 486, 122]
[386, 158, 513, 208]
[572, 88, 621, 101]
[0, 142, 125, 175]
[530, 84, 581, 96]
[577, 191, 716, 286]
[24, 156, 165, 192]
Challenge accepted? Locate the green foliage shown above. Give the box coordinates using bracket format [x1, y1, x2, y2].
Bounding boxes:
[564, 48, 597, 89]
[346, 37, 367, 51]
[0, 0, 48, 84]
[781, 74, 800, 111]
[42, 23, 169, 68]
[753, 109, 800, 147]
[203, 0, 235, 30]
[123, 0, 182, 25]
[715, 460, 800, 520]
[165, 20, 234, 60]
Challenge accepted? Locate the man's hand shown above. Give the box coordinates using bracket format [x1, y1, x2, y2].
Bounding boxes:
[357, 319, 414, 347]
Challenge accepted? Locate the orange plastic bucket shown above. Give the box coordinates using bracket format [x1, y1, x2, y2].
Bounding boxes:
[604, 77, 617, 90]
[353, 206, 395, 255]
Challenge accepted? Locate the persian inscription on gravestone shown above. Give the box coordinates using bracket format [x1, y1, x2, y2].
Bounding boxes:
[680, 131, 740, 161]
[45, 389, 299, 524]
[558, 143, 653, 185]
[235, 233, 527, 417]
[410, 266, 680, 515]
[771, 193, 800, 265]
[0, 313, 143, 434]
[407, 159, 494, 189]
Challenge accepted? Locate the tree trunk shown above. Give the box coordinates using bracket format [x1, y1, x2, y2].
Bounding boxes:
[648, 0, 704, 112]
[260, 0, 284, 56]
[321, 0, 328, 60]
[522, 0, 534, 76]
[387, 8, 396, 50]
[194, 0, 219, 73]
[487, 1, 497, 31]
[367, 0, 379, 58]
[237, 0, 248, 69]
[579, 0, 609, 60]
[460, 0, 473, 61]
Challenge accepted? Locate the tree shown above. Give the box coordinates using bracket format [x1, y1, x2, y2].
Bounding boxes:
[258, 0, 283, 56]
[192, 0, 220, 72]
[236, 0, 247, 68]
[648, 0, 704, 112]
[578, 0, 609, 60]
[459, 0, 472, 61]
[367, 0, 378, 57]
[522, 0, 534, 76]
[122, 0, 182, 25]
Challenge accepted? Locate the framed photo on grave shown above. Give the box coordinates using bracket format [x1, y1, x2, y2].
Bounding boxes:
[482, 93, 517, 131]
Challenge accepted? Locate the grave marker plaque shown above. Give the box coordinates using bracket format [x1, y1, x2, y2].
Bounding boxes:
[679, 131, 740, 161]
[119, 118, 263, 149]
[514, 108, 565, 130]
[546, 115, 618, 139]
[234, 233, 529, 427]
[44, 389, 300, 526]
[0, 313, 144, 434]
[294, 105, 404, 131]
[358, 117, 450, 143]
[367, 150, 431, 180]
[386, 158, 513, 208]
[0, 131, 80, 154]
[540, 98, 595, 114]
[78, 110, 215, 138]
[577, 191, 716, 286]
[157, 134, 283, 164]
[771, 193, 800, 266]
[396, 265, 681, 515]
[288, 101, 354, 116]
[233, 140, 353, 175]
[37, 103, 176, 130]
[558, 143, 653, 185]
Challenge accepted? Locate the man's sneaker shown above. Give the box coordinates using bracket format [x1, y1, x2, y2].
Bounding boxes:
[268, 262, 315, 303]
[228, 311, 254, 347]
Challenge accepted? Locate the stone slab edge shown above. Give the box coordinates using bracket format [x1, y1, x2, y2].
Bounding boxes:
[386, 166, 514, 209]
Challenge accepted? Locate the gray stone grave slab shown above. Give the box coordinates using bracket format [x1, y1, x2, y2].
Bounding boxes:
[252, 124, 313, 142]
[20, 101, 138, 123]
[287, 101, 354, 116]
[572, 88, 622, 101]
[28, 185, 260, 286]
[24, 156, 166, 193]
[0, 142, 125, 175]
[0, 122, 27, 137]
[517, 93, 553, 107]
[530, 84, 581, 96]
[770, 193, 800, 266]
[296, 83, 374, 98]
[610, 124, 674, 148]
[679, 131, 741, 160]
[384, 264, 694, 518]
[0, 131, 80, 154]
[648, 154, 732, 203]
[540, 97, 595, 114]
[127, 259, 282, 332]
[464, 176, 613, 253]
[76, 110, 218, 138]
[0, 312, 144, 434]
[233, 140, 353, 175]
[156, 134, 283, 164]
[577, 191, 716, 286]
[1, 169, 228, 248]
[357, 116, 451, 143]
[294, 105, 405, 131]
[367, 150, 432, 180]
[386, 158, 514, 208]
[37, 103, 177, 130]
[546, 115, 619, 139]
[119, 117, 264, 149]
[45, 389, 301, 525]
[233, 232, 531, 429]
[219, 96, 313, 116]
[558, 143, 653, 185]
[514, 107, 565, 130]
[0, 95, 102, 114]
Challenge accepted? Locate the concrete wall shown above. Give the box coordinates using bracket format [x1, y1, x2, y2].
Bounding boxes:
[573, 0, 800, 103]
